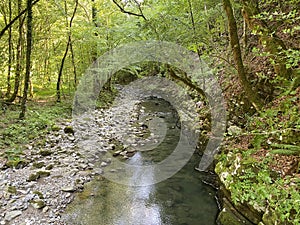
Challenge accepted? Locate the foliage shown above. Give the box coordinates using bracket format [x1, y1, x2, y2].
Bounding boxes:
[217, 87, 300, 224]
[216, 150, 300, 224]
[0, 100, 72, 167]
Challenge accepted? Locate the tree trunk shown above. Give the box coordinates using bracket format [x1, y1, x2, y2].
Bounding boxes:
[223, 0, 263, 110]
[70, 41, 77, 86]
[6, 0, 13, 98]
[240, 0, 292, 79]
[20, 0, 33, 119]
[0, 0, 41, 39]
[8, 0, 23, 103]
[56, 0, 78, 102]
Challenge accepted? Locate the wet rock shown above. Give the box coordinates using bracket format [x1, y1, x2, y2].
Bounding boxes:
[4, 210, 22, 221]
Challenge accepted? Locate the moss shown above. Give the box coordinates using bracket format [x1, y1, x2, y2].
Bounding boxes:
[51, 124, 60, 131]
[217, 208, 244, 225]
[7, 185, 17, 194]
[30, 199, 45, 209]
[45, 164, 54, 170]
[32, 161, 45, 169]
[33, 190, 44, 199]
[27, 173, 40, 182]
[64, 126, 74, 134]
[39, 149, 52, 156]
[37, 170, 50, 178]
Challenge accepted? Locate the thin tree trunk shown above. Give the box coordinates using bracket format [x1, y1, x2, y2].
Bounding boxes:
[56, 0, 78, 102]
[70, 41, 77, 86]
[0, 0, 41, 39]
[242, 9, 248, 50]
[223, 0, 263, 110]
[8, 0, 23, 103]
[6, 0, 12, 98]
[20, 0, 33, 119]
[91, 0, 98, 62]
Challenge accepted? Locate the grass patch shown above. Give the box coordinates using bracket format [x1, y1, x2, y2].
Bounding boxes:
[0, 98, 72, 168]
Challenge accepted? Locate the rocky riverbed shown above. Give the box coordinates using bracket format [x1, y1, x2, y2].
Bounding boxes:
[0, 78, 198, 225]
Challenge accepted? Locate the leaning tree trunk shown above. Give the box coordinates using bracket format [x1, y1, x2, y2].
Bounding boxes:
[223, 0, 263, 111]
[19, 0, 33, 119]
[56, 0, 78, 102]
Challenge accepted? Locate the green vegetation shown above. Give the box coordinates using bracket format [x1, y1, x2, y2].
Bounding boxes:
[216, 88, 300, 224]
[0, 0, 299, 223]
[0, 100, 72, 168]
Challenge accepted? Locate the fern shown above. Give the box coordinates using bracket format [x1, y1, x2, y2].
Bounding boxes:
[270, 144, 300, 155]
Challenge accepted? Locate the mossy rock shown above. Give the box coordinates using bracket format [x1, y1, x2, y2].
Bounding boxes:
[5, 159, 28, 169]
[45, 164, 54, 170]
[37, 170, 50, 178]
[217, 198, 255, 225]
[217, 208, 244, 225]
[32, 161, 45, 169]
[33, 190, 44, 199]
[262, 209, 289, 225]
[39, 149, 52, 156]
[7, 185, 17, 194]
[30, 199, 45, 209]
[27, 173, 40, 182]
[27, 170, 50, 181]
[51, 124, 61, 132]
[64, 126, 74, 134]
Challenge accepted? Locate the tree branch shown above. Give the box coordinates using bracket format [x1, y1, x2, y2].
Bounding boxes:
[0, 0, 41, 39]
[112, 0, 147, 20]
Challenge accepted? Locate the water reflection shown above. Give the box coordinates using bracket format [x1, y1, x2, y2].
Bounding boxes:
[63, 98, 218, 225]
[113, 152, 166, 225]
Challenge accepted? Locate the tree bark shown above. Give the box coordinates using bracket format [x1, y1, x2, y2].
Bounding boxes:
[6, 0, 13, 98]
[56, 0, 78, 102]
[8, 0, 23, 103]
[20, 0, 33, 119]
[223, 0, 263, 110]
[0, 0, 41, 39]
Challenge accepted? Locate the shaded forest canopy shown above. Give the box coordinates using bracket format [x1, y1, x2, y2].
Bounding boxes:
[0, 0, 299, 224]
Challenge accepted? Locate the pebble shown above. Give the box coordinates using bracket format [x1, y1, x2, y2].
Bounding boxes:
[4, 210, 22, 221]
[1, 84, 161, 224]
[61, 186, 76, 192]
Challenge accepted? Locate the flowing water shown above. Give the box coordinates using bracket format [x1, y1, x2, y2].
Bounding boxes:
[63, 98, 219, 225]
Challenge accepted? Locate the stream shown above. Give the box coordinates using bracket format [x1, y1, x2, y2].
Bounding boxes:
[62, 96, 219, 225]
